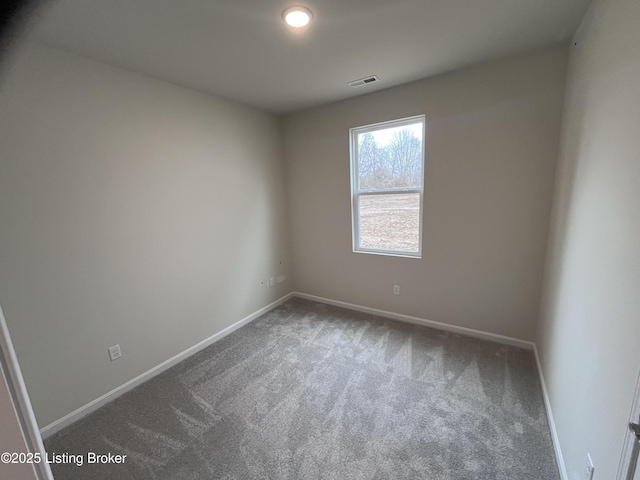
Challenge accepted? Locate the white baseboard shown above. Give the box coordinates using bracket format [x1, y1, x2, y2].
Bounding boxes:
[40, 293, 294, 439]
[533, 345, 568, 480]
[292, 292, 534, 350]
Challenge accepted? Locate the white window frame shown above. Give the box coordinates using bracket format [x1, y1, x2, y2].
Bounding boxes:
[350, 115, 425, 258]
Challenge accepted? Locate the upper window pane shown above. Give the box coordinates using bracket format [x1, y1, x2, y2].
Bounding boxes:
[357, 122, 423, 191]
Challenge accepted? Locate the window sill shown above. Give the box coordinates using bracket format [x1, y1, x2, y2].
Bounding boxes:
[353, 249, 422, 259]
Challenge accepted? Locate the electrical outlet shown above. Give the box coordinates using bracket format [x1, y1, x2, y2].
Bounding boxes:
[108, 344, 122, 361]
[393, 285, 400, 295]
[268, 277, 275, 287]
[585, 453, 594, 480]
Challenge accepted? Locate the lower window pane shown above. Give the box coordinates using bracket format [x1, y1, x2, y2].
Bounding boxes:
[358, 193, 420, 252]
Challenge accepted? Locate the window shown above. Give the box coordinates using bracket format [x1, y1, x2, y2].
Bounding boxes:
[350, 115, 425, 257]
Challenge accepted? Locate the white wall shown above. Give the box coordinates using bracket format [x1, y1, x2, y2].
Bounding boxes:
[536, 0, 640, 478]
[0, 42, 291, 428]
[283, 45, 568, 341]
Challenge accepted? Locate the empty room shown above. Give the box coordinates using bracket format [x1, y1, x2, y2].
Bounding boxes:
[0, 0, 638, 479]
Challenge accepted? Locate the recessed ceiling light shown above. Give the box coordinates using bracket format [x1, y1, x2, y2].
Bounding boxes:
[282, 6, 312, 28]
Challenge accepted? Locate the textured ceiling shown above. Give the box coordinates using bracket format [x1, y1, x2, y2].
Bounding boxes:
[28, 0, 591, 113]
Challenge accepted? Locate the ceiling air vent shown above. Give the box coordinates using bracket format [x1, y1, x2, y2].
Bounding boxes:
[349, 75, 380, 88]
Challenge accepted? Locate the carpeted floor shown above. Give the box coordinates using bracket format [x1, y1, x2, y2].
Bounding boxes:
[44, 298, 560, 479]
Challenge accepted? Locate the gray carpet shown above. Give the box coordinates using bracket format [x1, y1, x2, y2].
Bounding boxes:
[44, 298, 560, 479]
